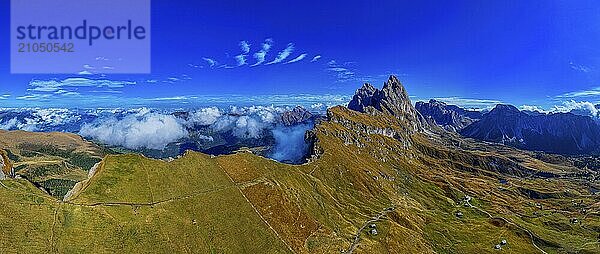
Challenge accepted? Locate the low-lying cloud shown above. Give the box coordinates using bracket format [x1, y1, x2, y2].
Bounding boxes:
[270, 124, 312, 163]
[192, 105, 285, 139]
[80, 112, 188, 150]
[1, 105, 324, 163]
[552, 100, 599, 117]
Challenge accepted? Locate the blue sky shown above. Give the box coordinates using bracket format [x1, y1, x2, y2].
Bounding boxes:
[1, 1, 600, 109]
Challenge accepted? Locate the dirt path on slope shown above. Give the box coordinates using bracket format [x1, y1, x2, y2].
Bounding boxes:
[345, 206, 395, 254]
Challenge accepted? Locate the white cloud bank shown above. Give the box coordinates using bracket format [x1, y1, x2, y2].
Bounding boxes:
[551, 100, 599, 117]
[80, 112, 188, 150]
[188, 107, 222, 125]
[520, 105, 549, 113]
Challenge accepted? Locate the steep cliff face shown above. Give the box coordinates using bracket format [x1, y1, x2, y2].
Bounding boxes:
[0, 149, 14, 179]
[348, 75, 428, 133]
[0, 150, 15, 177]
[0, 152, 6, 180]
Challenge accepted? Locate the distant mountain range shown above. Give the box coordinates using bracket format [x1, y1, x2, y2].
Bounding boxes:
[417, 100, 600, 155]
[415, 100, 483, 132]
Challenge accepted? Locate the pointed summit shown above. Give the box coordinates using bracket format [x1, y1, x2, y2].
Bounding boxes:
[377, 75, 417, 119]
[381, 75, 407, 96]
[348, 75, 427, 132]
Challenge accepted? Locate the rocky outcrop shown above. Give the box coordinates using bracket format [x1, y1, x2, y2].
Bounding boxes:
[0, 150, 14, 179]
[415, 99, 483, 131]
[281, 106, 313, 126]
[348, 76, 427, 132]
[461, 104, 600, 155]
[63, 161, 103, 202]
[304, 129, 323, 162]
[348, 83, 378, 113]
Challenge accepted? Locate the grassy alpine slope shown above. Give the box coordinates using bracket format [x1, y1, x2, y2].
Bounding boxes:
[1, 77, 599, 253]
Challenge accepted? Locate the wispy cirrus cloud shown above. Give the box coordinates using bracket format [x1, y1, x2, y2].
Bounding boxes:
[239, 40, 251, 54]
[285, 54, 307, 64]
[0, 94, 10, 100]
[570, 62, 592, 73]
[556, 87, 600, 98]
[162, 74, 192, 84]
[140, 94, 351, 106]
[146, 95, 200, 101]
[202, 40, 317, 68]
[202, 57, 217, 67]
[327, 60, 356, 82]
[235, 40, 251, 66]
[18, 78, 137, 101]
[16, 94, 53, 101]
[77, 61, 118, 75]
[29, 78, 135, 93]
[235, 55, 247, 66]
[266, 43, 294, 65]
[251, 38, 273, 66]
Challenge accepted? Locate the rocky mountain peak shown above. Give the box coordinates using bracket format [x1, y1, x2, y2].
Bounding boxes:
[358, 83, 377, 94]
[378, 76, 415, 115]
[347, 83, 377, 112]
[427, 99, 447, 106]
[489, 104, 521, 116]
[348, 75, 426, 132]
[281, 106, 313, 126]
[382, 75, 408, 95]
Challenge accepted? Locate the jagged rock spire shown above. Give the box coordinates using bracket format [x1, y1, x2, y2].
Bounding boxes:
[348, 75, 427, 132]
[378, 75, 417, 119]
